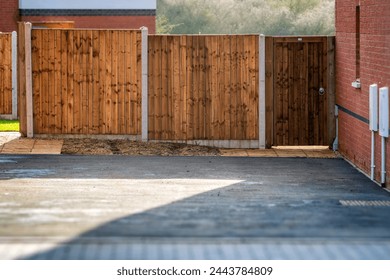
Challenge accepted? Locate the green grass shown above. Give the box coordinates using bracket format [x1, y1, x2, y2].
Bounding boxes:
[0, 120, 20, 132]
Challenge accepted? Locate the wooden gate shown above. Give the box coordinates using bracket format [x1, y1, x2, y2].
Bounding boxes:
[269, 37, 335, 146]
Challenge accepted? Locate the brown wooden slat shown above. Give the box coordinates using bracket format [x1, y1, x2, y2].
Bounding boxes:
[265, 37, 274, 148]
[0, 33, 12, 114]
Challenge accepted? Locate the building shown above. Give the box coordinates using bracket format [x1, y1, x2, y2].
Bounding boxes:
[335, 0, 390, 186]
[0, 0, 156, 33]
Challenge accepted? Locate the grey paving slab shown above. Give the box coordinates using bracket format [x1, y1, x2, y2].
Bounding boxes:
[0, 155, 390, 260]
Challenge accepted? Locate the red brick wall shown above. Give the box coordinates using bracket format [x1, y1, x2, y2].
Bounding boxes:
[336, 0, 390, 185]
[0, 0, 19, 32]
[20, 15, 156, 33]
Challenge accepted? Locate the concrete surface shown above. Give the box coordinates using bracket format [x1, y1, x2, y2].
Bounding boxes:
[0, 132, 337, 158]
[0, 133, 63, 154]
[0, 155, 390, 260]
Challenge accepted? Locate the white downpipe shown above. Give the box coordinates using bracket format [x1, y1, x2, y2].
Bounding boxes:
[381, 136, 386, 187]
[369, 84, 378, 182]
[371, 131, 375, 180]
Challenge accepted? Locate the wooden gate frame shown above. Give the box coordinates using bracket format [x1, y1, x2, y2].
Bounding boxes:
[264, 36, 335, 148]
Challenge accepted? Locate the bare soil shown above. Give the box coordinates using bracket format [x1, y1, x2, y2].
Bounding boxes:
[61, 138, 221, 156]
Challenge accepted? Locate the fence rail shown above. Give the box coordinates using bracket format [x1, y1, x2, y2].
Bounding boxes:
[0, 33, 13, 116]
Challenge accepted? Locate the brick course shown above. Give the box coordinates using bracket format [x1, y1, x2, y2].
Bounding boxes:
[0, 0, 19, 32]
[336, 0, 390, 185]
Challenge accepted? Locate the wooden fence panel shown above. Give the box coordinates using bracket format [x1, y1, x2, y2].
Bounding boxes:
[148, 35, 259, 141]
[0, 33, 12, 115]
[31, 28, 142, 135]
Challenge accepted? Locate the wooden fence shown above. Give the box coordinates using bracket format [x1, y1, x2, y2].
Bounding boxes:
[148, 35, 259, 141]
[29, 28, 142, 135]
[17, 22, 335, 148]
[0, 33, 13, 115]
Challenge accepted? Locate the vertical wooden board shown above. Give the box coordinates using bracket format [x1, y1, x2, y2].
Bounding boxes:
[296, 42, 305, 145]
[48, 30, 57, 133]
[81, 30, 90, 133]
[288, 43, 295, 145]
[222, 35, 231, 140]
[303, 42, 310, 145]
[191, 36, 200, 139]
[66, 30, 75, 134]
[91, 30, 100, 134]
[147, 36, 155, 139]
[129, 30, 139, 135]
[249, 35, 259, 140]
[111, 30, 119, 134]
[85, 30, 93, 134]
[98, 30, 106, 134]
[236, 36, 245, 140]
[0, 36, 3, 112]
[124, 31, 131, 134]
[60, 30, 69, 134]
[129, 31, 137, 135]
[242, 35, 251, 140]
[311, 43, 320, 145]
[207, 36, 217, 140]
[229, 35, 238, 140]
[161, 36, 168, 139]
[136, 31, 142, 135]
[72, 30, 81, 133]
[216, 36, 225, 140]
[0, 34, 12, 114]
[117, 31, 126, 134]
[31, 30, 41, 133]
[273, 42, 284, 146]
[155, 36, 163, 139]
[265, 37, 274, 148]
[80, 30, 88, 134]
[198, 36, 207, 139]
[186, 36, 194, 140]
[179, 35, 187, 140]
[172, 36, 181, 140]
[0, 36, 3, 113]
[204, 36, 213, 140]
[54, 30, 63, 133]
[281, 43, 289, 145]
[166, 36, 173, 139]
[104, 31, 112, 134]
[42, 29, 51, 134]
[321, 38, 329, 145]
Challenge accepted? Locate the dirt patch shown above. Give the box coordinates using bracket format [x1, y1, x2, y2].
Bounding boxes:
[61, 139, 221, 156]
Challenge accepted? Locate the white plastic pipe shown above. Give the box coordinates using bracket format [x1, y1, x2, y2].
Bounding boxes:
[381, 136, 386, 187]
[371, 131, 375, 181]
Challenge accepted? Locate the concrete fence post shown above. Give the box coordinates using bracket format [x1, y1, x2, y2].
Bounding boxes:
[259, 34, 266, 149]
[25, 23, 33, 138]
[141, 27, 148, 142]
[11, 31, 18, 120]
